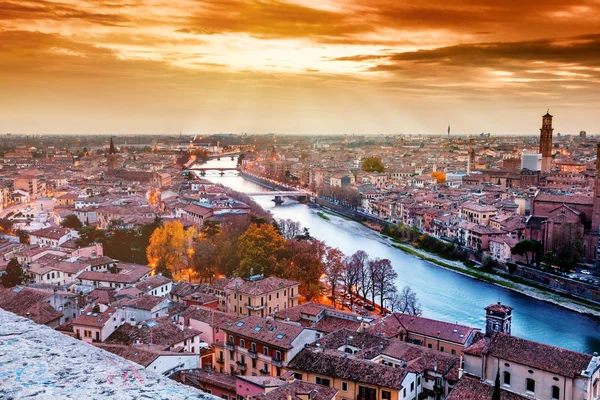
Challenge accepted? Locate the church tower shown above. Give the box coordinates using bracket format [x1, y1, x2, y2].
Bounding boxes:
[107, 137, 117, 173]
[539, 111, 553, 172]
[467, 138, 475, 175]
[485, 302, 513, 336]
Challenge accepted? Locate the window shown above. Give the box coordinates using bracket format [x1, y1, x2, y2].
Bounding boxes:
[205, 389, 212, 394]
[526, 378, 535, 393]
[410, 382, 414, 391]
[417, 376, 420, 386]
[275, 350, 282, 360]
[440, 346, 444, 352]
[264, 347, 269, 356]
[341, 382, 348, 392]
[252, 359, 257, 368]
[403, 389, 406, 397]
[276, 292, 279, 299]
[427, 344, 432, 349]
[315, 377, 330, 387]
[451, 349, 456, 355]
[251, 343, 256, 352]
[229, 335, 234, 344]
[552, 386, 560, 400]
[382, 390, 391, 400]
[240, 339, 245, 347]
[294, 373, 302, 380]
[222, 395, 228, 400]
[503, 371, 511, 386]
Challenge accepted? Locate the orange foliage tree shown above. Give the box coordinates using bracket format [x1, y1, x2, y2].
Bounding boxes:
[431, 171, 446, 183]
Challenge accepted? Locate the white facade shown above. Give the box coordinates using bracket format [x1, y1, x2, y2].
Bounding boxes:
[521, 152, 542, 171]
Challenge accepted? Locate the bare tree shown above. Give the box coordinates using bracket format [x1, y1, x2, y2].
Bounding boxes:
[370, 258, 397, 314]
[324, 247, 345, 308]
[342, 255, 361, 309]
[352, 250, 371, 304]
[278, 218, 302, 240]
[389, 286, 422, 315]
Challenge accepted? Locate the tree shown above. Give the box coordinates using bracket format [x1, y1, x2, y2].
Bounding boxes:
[146, 220, 195, 276]
[492, 368, 501, 400]
[16, 230, 30, 244]
[361, 157, 385, 173]
[2, 258, 25, 288]
[324, 247, 345, 308]
[0, 218, 13, 234]
[214, 215, 250, 277]
[283, 239, 327, 301]
[342, 254, 361, 309]
[352, 250, 371, 304]
[237, 223, 286, 277]
[389, 286, 422, 315]
[511, 240, 541, 267]
[370, 258, 397, 314]
[278, 219, 302, 240]
[551, 223, 585, 271]
[193, 234, 218, 283]
[61, 214, 83, 230]
[431, 171, 446, 184]
[154, 259, 173, 279]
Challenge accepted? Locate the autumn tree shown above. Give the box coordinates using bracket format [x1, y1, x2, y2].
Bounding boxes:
[61, 214, 82, 229]
[389, 286, 422, 315]
[237, 223, 286, 277]
[353, 250, 371, 304]
[214, 215, 250, 277]
[2, 258, 25, 288]
[146, 220, 195, 276]
[283, 239, 327, 301]
[361, 157, 385, 173]
[324, 247, 345, 308]
[370, 258, 397, 314]
[431, 171, 446, 184]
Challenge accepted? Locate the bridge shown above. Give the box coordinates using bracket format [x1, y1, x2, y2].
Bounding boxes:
[245, 191, 309, 196]
[189, 167, 240, 171]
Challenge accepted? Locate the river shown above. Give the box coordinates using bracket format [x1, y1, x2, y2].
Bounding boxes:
[198, 158, 600, 354]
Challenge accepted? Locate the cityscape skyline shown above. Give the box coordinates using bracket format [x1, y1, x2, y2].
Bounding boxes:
[2, 0, 600, 134]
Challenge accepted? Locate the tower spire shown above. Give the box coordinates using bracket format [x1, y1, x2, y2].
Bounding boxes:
[109, 137, 116, 154]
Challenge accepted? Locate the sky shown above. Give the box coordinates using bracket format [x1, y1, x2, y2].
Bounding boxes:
[1, 0, 600, 135]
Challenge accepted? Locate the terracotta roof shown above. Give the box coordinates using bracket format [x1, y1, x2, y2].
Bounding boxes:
[222, 315, 304, 350]
[224, 277, 299, 296]
[29, 227, 73, 240]
[0, 286, 62, 325]
[94, 343, 192, 368]
[119, 295, 167, 311]
[484, 302, 513, 314]
[71, 304, 117, 328]
[184, 369, 237, 392]
[88, 287, 117, 304]
[313, 316, 361, 334]
[105, 316, 201, 348]
[135, 274, 172, 292]
[483, 333, 592, 378]
[77, 263, 151, 284]
[274, 302, 332, 322]
[369, 313, 477, 345]
[446, 376, 528, 400]
[535, 193, 593, 206]
[183, 305, 240, 328]
[253, 380, 338, 400]
[287, 348, 407, 390]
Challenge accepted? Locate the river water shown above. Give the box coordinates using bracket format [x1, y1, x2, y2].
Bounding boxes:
[200, 158, 600, 353]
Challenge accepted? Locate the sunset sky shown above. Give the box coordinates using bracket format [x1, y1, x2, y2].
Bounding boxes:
[2, 0, 600, 135]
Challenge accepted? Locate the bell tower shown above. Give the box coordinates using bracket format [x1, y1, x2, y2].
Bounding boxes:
[539, 110, 553, 172]
[107, 137, 118, 173]
[485, 302, 513, 336]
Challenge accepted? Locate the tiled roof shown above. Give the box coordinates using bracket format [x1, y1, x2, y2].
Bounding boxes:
[29, 227, 72, 240]
[135, 274, 172, 292]
[71, 304, 117, 328]
[222, 316, 304, 350]
[485, 302, 513, 314]
[105, 316, 201, 348]
[183, 305, 240, 328]
[369, 313, 477, 345]
[252, 380, 338, 400]
[287, 348, 407, 390]
[184, 369, 237, 392]
[224, 277, 299, 296]
[313, 316, 361, 334]
[483, 333, 592, 378]
[0, 286, 62, 325]
[446, 376, 528, 400]
[77, 263, 151, 284]
[119, 295, 167, 311]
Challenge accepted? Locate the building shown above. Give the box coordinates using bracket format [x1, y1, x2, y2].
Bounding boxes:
[71, 303, 123, 343]
[459, 202, 498, 226]
[221, 315, 316, 377]
[539, 111, 554, 172]
[215, 276, 300, 318]
[107, 137, 118, 172]
[29, 227, 79, 247]
[13, 175, 46, 200]
[135, 274, 173, 297]
[76, 262, 152, 289]
[368, 312, 479, 356]
[521, 151, 542, 172]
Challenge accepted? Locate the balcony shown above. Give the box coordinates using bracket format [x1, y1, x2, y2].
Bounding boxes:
[248, 350, 258, 359]
[236, 361, 247, 371]
[216, 357, 225, 364]
[259, 368, 269, 375]
[272, 358, 283, 367]
[245, 304, 266, 311]
[433, 384, 444, 393]
[225, 341, 235, 351]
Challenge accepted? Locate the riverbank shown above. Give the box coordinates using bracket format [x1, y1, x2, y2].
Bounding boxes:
[238, 170, 600, 317]
[388, 240, 600, 317]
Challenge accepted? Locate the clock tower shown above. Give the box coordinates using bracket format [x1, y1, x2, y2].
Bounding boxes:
[539, 110, 553, 172]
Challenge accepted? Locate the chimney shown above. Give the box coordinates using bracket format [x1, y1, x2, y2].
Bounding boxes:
[458, 356, 464, 379]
